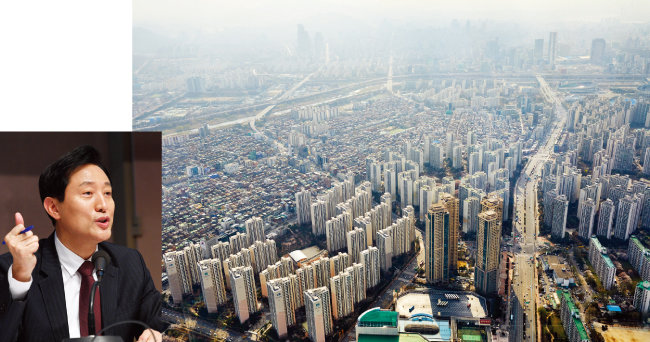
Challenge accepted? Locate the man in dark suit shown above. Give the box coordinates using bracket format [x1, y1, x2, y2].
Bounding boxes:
[0, 146, 167, 341]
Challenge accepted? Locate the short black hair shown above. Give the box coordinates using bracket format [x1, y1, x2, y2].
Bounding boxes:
[39, 145, 112, 225]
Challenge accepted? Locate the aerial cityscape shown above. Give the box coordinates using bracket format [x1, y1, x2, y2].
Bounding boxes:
[134, 2, 650, 341]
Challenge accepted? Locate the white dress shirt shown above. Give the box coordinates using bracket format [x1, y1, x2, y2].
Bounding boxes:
[8, 232, 97, 338]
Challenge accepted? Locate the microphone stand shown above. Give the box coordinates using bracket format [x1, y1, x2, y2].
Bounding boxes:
[89, 279, 101, 336]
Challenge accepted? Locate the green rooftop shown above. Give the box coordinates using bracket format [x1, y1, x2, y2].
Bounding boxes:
[557, 290, 588, 341]
[602, 254, 614, 268]
[359, 308, 399, 328]
[358, 335, 399, 342]
[630, 236, 645, 250]
[639, 281, 650, 291]
[358, 334, 428, 342]
[591, 236, 604, 250]
[572, 316, 588, 340]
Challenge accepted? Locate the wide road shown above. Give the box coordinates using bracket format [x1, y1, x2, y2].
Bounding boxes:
[509, 75, 566, 342]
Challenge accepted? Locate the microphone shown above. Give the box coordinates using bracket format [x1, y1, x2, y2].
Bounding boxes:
[92, 250, 111, 282]
[89, 250, 111, 335]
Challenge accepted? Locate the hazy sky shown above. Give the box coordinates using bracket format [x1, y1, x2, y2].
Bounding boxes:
[134, 0, 649, 33]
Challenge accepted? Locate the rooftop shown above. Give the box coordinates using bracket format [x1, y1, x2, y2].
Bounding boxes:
[359, 308, 399, 328]
[638, 281, 650, 291]
[396, 290, 487, 319]
[602, 254, 614, 268]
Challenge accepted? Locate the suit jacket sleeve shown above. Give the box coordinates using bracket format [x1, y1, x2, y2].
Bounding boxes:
[133, 250, 168, 333]
[0, 254, 27, 342]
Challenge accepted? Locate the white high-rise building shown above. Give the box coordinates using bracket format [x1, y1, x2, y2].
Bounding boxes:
[614, 196, 638, 240]
[198, 259, 227, 313]
[347, 228, 367, 263]
[296, 189, 313, 225]
[463, 196, 481, 234]
[223, 249, 253, 289]
[360, 247, 380, 289]
[326, 212, 352, 252]
[330, 270, 354, 319]
[267, 277, 297, 338]
[183, 243, 202, 286]
[330, 252, 351, 276]
[346, 263, 366, 304]
[313, 257, 332, 289]
[469, 151, 480, 175]
[551, 194, 569, 240]
[164, 251, 192, 304]
[634, 281, 650, 315]
[229, 232, 249, 254]
[588, 237, 616, 290]
[398, 172, 413, 208]
[210, 241, 231, 264]
[376, 229, 393, 272]
[548, 32, 557, 68]
[384, 168, 397, 200]
[259, 257, 294, 298]
[305, 287, 332, 342]
[230, 266, 258, 324]
[296, 265, 316, 303]
[311, 200, 328, 236]
[250, 239, 278, 273]
[578, 198, 596, 240]
[420, 185, 435, 221]
[245, 217, 265, 245]
[597, 199, 615, 239]
[429, 143, 443, 169]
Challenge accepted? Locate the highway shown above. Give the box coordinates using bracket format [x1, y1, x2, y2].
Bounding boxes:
[509, 75, 566, 342]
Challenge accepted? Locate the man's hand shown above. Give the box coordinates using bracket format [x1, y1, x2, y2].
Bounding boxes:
[5, 212, 39, 282]
[137, 329, 162, 342]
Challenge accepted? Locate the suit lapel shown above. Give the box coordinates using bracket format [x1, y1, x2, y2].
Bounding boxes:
[38, 234, 69, 341]
[99, 245, 119, 332]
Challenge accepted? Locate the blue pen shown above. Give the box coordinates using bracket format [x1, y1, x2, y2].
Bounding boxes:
[2, 225, 34, 245]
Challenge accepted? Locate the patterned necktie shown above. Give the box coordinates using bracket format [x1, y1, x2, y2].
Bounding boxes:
[78, 261, 101, 336]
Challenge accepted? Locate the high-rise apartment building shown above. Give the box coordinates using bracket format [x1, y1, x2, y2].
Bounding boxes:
[614, 196, 638, 240]
[360, 247, 380, 289]
[267, 277, 297, 338]
[305, 287, 333, 342]
[229, 232, 249, 254]
[548, 32, 557, 68]
[296, 189, 313, 225]
[164, 250, 192, 304]
[634, 281, 650, 316]
[578, 198, 596, 240]
[250, 239, 278, 273]
[326, 212, 352, 252]
[311, 200, 328, 236]
[347, 227, 367, 263]
[230, 266, 258, 324]
[245, 217, 265, 245]
[588, 237, 616, 290]
[425, 203, 451, 284]
[629, 236, 650, 281]
[557, 290, 590, 342]
[597, 199, 615, 239]
[440, 194, 459, 273]
[590, 38, 606, 64]
[198, 259, 228, 313]
[330, 270, 355, 319]
[551, 194, 569, 240]
[475, 210, 502, 295]
[376, 228, 393, 272]
[210, 241, 231, 265]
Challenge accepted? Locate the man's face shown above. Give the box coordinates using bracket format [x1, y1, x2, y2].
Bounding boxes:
[55, 164, 114, 245]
